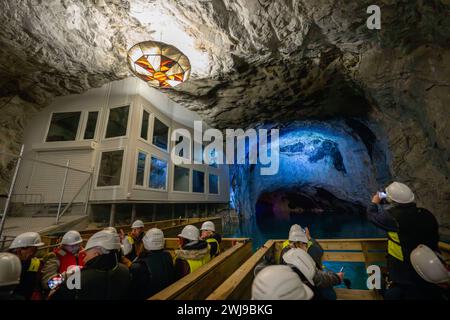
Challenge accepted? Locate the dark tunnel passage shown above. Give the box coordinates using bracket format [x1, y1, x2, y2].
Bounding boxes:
[229, 118, 391, 242]
[254, 186, 383, 239]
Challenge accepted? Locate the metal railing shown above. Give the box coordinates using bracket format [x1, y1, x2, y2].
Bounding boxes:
[10, 193, 43, 205]
[0, 146, 93, 239]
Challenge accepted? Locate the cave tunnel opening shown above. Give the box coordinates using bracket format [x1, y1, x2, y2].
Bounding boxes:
[228, 115, 391, 244]
[254, 186, 384, 240]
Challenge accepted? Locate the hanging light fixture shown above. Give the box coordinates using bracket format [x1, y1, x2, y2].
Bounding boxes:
[127, 40, 191, 88]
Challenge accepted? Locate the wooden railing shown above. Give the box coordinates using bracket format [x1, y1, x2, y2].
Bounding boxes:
[207, 238, 450, 300]
[149, 238, 253, 300]
[40, 216, 223, 247]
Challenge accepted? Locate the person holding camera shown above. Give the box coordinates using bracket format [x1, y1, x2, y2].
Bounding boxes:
[367, 181, 440, 299]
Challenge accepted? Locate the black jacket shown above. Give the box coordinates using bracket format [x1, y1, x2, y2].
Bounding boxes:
[13, 258, 42, 300]
[367, 202, 440, 286]
[129, 250, 175, 299]
[50, 252, 131, 300]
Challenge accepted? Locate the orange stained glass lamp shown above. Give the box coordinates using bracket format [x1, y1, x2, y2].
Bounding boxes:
[127, 40, 191, 88]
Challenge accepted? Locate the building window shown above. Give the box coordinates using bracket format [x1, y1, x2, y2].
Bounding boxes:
[97, 150, 124, 187]
[83, 111, 98, 140]
[192, 170, 205, 193]
[135, 152, 146, 186]
[173, 165, 189, 192]
[208, 148, 218, 168]
[149, 156, 168, 190]
[152, 117, 169, 151]
[175, 134, 191, 159]
[140, 110, 149, 140]
[105, 106, 129, 138]
[209, 174, 219, 194]
[46, 112, 81, 142]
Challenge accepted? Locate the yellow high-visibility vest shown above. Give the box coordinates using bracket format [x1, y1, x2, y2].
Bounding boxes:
[387, 231, 404, 261]
[186, 253, 211, 273]
[28, 257, 41, 272]
[127, 235, 134, 245]
[206, 238, 220, 255]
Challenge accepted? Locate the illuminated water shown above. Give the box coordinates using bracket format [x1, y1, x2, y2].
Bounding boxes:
[223, 212, 387, 290]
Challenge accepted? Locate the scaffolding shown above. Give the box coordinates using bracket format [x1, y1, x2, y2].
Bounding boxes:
[0, 145, 93, 239]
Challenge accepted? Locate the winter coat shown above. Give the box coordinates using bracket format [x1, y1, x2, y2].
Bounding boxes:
[129, 250, 175, 299]
[50, 252, 131, 300]
[174, 240, 211, 280]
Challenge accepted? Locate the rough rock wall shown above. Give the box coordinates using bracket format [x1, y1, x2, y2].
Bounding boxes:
[0, 0, 448, 232]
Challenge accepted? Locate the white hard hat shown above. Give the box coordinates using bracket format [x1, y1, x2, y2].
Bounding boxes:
[9, 232, 44, 250]
[289, 224, 302, 234]
[410, 244, 449, 284]
[251, 265, 314, 300]
[103, 227, 118, 234]
[83, 230, 121, 251]
[131, 220, 144, 229]
[0, 253, 22, 287]
[200, 221, 215, 232]
[282, 248, 316, 286]
[178, 225, 200, 241]
[289, 230, 308, 244]
[143, 228, 165, 251]
[385, 181, 415, 204]
[60, 230, 83, 246]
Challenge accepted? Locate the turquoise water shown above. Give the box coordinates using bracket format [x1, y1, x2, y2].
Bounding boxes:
[223, 212, 387, 290]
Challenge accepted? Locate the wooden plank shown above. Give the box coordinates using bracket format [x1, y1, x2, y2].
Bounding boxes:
[207, 240, 275, 300]
[318, 241, 363, 251]
[364, 241, 387, 251]
[173, 241, 253, 300]
[439, 241, 450, 254]
[322, 252, 366, 262]
[366, 252, 388, 263]
[335, 288, 381, 300]
[150, 240, 252, 300]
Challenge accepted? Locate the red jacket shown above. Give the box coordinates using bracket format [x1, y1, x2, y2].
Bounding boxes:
[53, 247, 85, 273]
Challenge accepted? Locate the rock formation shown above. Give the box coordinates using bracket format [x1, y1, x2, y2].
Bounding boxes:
[0, 0, 448, 234]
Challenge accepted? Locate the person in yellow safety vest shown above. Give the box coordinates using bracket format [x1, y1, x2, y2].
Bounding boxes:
[0, 252, 22, 300]
[120, 220, 145, 267]
[200, 221, 222, 258]
[8, 232, 45, 300]
[367, 181, 440, 300]
[280, 224, 324, 269]
[174, 225, 211, 280]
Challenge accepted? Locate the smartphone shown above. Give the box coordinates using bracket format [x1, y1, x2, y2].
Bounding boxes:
[378, 191, 387, 199]
[48, 274, 64, 290]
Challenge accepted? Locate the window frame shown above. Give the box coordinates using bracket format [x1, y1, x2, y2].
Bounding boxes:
[44, 111, 83, 143]
[192, 169, 205, 194]
[139, 107, 151, 142]
[102, 104, 131, 141]
[148, 154, 169, 192]
[133, 149, 148, 189]
[151, 116, 170, 153]
[94, 147, 127, 190]
[172, 130, 192, 163]
[172, 164, 191, 193]
[81, 110, 100, 141]
[208, 173, 220, 195]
